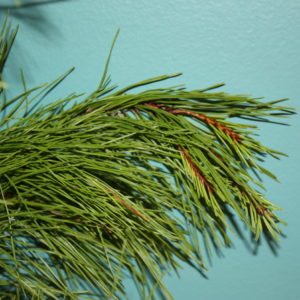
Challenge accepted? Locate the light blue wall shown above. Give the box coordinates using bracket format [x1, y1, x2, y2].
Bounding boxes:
[2, 0, 300, 299]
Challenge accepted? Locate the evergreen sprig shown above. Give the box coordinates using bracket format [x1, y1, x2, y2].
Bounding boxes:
[0, 20, 295, 300]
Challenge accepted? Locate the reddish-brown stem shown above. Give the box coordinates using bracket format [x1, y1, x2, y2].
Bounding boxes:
[143, 103, 165, 109]
[47, 182, 148, 226]
[256, 205, 272, 217]
[101, 186, 148, 221]
[178, 145, 212, 193]
[232, 183, 273, 218]
[143, 102, 242, 142]
[210, 148, 225, 163]
[48, 211, 63, 216]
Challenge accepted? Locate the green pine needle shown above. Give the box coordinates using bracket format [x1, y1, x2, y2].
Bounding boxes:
[0, 20, 295, 300]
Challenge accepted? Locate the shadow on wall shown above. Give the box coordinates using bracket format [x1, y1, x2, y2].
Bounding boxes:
[0, 0, 69, 34]
[224, 203, 283, 258]
[0, 0, 66, 8]
[0, 0, 70, 85]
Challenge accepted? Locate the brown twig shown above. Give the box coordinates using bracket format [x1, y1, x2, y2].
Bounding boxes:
[231, 183, 273, 218]
[143, 102, 242, 142]
[178, 145, 212, 193]
[101, 186, 148, 221]
[256, 205, 272, 217]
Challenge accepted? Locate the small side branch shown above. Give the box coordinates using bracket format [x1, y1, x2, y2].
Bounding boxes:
[178, 145, 212, 193]
[143, 102, 242, 142]
[100, 185, 149, 222]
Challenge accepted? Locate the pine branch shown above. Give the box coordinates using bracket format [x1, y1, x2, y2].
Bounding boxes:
[0, 20, 295, 300]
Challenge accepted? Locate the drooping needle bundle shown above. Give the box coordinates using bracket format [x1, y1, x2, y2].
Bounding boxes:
[0, 21, 295, 300]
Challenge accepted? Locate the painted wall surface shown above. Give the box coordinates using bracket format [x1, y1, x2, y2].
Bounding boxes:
[2, 0, 300, 299]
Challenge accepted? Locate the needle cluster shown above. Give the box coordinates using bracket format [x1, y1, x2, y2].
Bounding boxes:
[0, 21, 295, 300]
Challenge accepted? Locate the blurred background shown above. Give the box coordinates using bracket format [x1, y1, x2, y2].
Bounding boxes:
[1, 0, 299, 299]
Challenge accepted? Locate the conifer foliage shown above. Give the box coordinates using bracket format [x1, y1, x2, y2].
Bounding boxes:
[0, 20, 295, 299]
